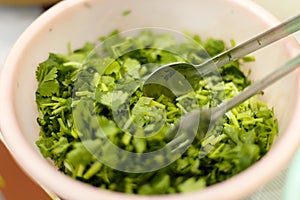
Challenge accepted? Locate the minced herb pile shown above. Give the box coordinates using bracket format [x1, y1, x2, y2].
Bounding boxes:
[35, 30, 278, 194]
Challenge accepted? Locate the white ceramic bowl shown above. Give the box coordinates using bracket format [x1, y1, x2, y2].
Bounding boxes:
[1, 0, 300, 199]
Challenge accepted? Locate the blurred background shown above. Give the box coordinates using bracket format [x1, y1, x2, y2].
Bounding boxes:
[0, 0, 299, 200]
[0, 0, 59, 5]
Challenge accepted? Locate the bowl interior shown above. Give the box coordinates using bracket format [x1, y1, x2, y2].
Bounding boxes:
[13, 0, 298, 150]
[2, 0, 300, 199]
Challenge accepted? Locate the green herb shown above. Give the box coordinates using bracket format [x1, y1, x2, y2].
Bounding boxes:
[35, 30, 278, 194]
[122, 10, 132, 16]
[242, 55, 256, 62]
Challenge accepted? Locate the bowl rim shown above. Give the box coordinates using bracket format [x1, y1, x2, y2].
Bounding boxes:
[0, 0, 300, 199]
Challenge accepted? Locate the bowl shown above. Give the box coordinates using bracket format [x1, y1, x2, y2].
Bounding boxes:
[0, 0, 300, 199]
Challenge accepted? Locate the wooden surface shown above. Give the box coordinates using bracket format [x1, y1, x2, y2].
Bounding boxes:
[0, 141, 51, 200]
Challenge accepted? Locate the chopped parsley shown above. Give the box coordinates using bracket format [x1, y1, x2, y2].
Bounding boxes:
[35, 30, 278, 194]
[122, 10, 132, 16]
